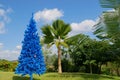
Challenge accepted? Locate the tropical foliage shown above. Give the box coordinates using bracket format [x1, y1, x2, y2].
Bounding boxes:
[41, 19, 71, 73]
[93, 0, 120, 76]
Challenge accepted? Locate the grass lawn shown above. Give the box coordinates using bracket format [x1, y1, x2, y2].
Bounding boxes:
[0, 72, 120, 80]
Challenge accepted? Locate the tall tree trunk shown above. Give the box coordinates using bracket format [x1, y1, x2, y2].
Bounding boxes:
[58, 36, 62, 73]
[116, 67, 120, 76]
[58, 45, 62, 73]
[99, 63, 102, 74]
[90, 63, 92, 74]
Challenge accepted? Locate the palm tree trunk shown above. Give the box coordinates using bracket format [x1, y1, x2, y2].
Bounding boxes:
[58, 45, 62, 73]
[58, 36, 62, 73]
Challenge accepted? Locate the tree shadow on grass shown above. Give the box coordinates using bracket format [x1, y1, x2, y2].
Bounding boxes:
[13, 76, 40, 80]
[79, 74, 115, 80]
[45, 73, 115, 79]
[65, 73, 115, 79]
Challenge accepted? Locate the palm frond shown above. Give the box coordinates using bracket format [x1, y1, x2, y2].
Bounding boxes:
[60, 41, 68, 48]
[93, 9, 120, 39]
[41, 19, 71, 48]
[52, 20, 71, 39]
[41, 25, 52, 36]
[100, 0, 120, 8]
[61, 24, 71, 37]
[41, 25, 54, 44]
[65, 34, 89, 45]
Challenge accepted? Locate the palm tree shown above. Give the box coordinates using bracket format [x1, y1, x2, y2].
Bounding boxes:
[41, 19, 71, 73]
[100, 0, 120, 8]
[93, 11, 120, 40]
[93, 1, 120, 75]
[94, 0, 120, 40]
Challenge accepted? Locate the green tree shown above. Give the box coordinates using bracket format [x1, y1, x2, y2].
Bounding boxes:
[42, 45, 52, 66]
[0, 60, 18, 72]
[83, 40, 111, 74]
[100, 0, 120, 19]
[65, 34, 88, 72]
[94, 0, 120, 39]
[66, 34, 111, 74]
[41, 19, 71, 73]
[93, 0, 120, 75]
[94, 0, 120, 40]
[82, 39, 96, 74]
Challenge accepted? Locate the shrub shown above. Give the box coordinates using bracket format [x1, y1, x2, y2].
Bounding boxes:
[0, 60, 18, 72]
[53, 58, 72, 72]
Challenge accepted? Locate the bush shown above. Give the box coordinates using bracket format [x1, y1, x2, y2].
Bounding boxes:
[46, 65, 55, 72]
[0, 59, 18, 72]
[53, 58, 72, 72]
[79, 66, 86, 72]
[102, 66, 110, 75]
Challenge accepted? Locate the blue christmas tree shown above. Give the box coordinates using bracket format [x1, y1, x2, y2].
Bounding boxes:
[15, 15, 46, 80]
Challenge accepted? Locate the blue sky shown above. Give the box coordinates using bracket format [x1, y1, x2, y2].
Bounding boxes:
[0, 0, 110, 60]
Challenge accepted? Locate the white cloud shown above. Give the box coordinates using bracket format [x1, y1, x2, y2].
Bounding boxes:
[0, 8, 11, 22]
[107, 9, 115, 12]
[34, 8, 63, 23]
[71, 20, 96, 32]
[0, 50, 20, 61]
[11, 50, 20, 54]
[16, 45, 22, 50]
[6, 8, 12, 13]
[0, 9, 5, 16]
[0, 7, 12, 34]
[0, 44, 21, 61]
[69, 20, 96, 36]
[0, 43, 3, 48]
[0, 22, 5, 33]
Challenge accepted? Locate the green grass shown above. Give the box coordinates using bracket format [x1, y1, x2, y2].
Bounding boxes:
[0, 72, 120, 80]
